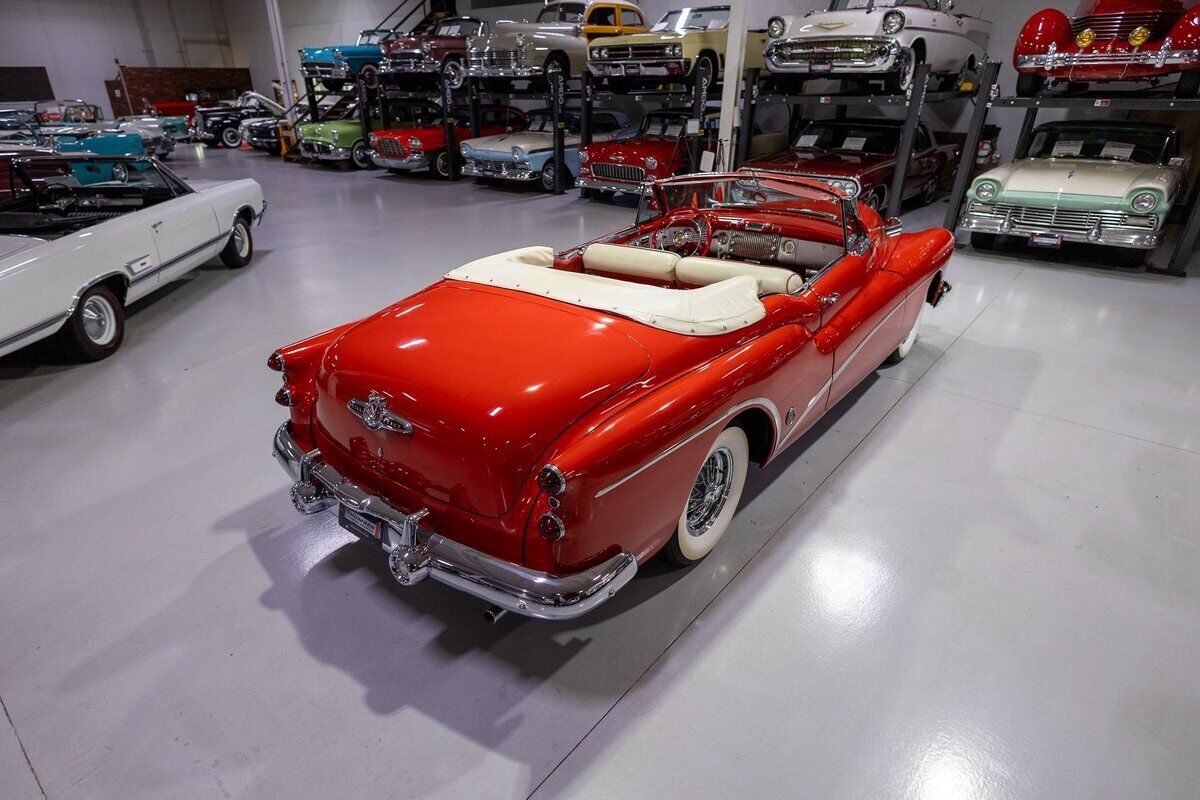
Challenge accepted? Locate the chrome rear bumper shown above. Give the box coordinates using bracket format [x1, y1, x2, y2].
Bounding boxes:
[273, 424, 637, 619]
[576, 175, 647, 194]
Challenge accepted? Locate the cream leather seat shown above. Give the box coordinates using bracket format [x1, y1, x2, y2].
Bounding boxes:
[676, 256, 803, 295]
[582, 243, 680, 283]
[446, 252, 765, 336]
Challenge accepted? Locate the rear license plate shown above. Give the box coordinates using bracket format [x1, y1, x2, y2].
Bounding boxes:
[339, 504, 389, 546]
[809, 62, 833, 73]
[1029, 232, 1063, 249]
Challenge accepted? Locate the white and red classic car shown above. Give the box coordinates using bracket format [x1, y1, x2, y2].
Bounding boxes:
[270, 171, 953, 620]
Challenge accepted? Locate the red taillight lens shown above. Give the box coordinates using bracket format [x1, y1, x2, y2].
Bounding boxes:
[267, 350, 285, 371]
[537, 512, 565, 542]
[537, 465, 566, 495]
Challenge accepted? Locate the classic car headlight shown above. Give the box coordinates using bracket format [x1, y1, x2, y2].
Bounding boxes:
[1131, 192, 1159, 212]
[512, 146, 523, 159]
[1129, 26, 1151, 47]
[882, 11, 905, 35]
[331, 129, 340, 143]
[369, 133, 378, 146]
[594, 47, 607, 59]
[1076, 28, 1095, 48]
[645, 156, 658, 170]
[767, 17, 786, 39]
[408, 136, 423, 148]
[670, 43, 683, 57]
[975, 180, 998, 200]
[460, 142, 470, 155]
[515, 33, 527, 49]
[578, 150, 589, 163]
[422, 40, 434, 53]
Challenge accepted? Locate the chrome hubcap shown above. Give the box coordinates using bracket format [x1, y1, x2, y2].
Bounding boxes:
[81, 296, 116, 345]
[233, 224, 248, 257]
[542, 166, 554, 190]
[686, 447, 734, 536]
[445, 62, 464, 88]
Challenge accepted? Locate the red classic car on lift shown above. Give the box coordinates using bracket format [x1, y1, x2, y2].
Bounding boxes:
[742, 118, 960, 212]
[370, 105, 525, 178]
[1014, 0, 1200, 96]
[380, 16, 485, 89]
[577, 110, 789, 199]
[269, 172, 954, 621]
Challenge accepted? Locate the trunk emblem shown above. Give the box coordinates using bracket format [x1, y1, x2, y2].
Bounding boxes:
[348, 391, 414, 434]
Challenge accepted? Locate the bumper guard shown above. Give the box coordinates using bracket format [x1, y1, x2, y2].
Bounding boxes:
[273, 424, 637, 619]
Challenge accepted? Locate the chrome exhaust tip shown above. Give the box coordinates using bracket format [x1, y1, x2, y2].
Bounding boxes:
[484, 605, 508, 624]
[290, 481, 333, 514]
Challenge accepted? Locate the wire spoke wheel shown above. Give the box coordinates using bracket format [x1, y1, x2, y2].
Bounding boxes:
[685, 447, 734, 536]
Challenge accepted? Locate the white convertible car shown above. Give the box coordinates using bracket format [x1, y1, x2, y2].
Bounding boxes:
[0, 154, 264, 361]
[764, 0, 991, 93]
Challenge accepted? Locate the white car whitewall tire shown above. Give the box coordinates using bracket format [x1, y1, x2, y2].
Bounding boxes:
[663, 425, 749, 565]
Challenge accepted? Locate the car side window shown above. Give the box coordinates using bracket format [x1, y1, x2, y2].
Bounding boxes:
[593, 114, 620, 133]
[622, 9, 644, 26]
[588, 6, 617, 25]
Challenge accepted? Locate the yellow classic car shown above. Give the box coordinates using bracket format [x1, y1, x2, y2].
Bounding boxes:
[587, 5, 767, 91]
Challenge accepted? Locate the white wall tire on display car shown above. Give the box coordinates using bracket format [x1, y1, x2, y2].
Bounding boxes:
[220, 217, 254, 268]
[886, 305, 924, 364]
[351, 141, 372, 169]
[61, 284, 125, 361]
[221, 126, 242, 148]
[661, 425, 750, 566]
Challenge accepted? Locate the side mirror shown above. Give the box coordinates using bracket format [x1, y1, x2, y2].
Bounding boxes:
[884, 217, 903, 237]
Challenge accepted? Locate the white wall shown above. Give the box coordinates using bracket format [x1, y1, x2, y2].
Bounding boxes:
[1, 0, 234, 116]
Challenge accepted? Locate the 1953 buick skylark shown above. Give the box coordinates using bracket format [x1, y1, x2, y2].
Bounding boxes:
[270, 172, 953, 620]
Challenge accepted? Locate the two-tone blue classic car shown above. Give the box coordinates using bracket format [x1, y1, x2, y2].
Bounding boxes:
[300, 29, 394, 89]
[459, 108, 633, 192]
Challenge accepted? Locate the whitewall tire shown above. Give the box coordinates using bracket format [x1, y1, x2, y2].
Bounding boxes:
[886, 304, 924, 364]
[661, 425, 750, 566]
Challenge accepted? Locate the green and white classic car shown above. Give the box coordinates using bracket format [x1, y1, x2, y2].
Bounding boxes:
[960, 121, 1186, 262]
[296, 99, 441, 169]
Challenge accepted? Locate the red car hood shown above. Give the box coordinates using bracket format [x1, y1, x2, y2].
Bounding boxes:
[313, 282, 651, 518]
[384, 34, 425, 54]
[584, 135, 687, 164]
[745, 148, 893, 178]
[1078, 0, 1184, 15]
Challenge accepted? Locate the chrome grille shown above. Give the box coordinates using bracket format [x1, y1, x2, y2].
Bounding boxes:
[717, 231, 780, 262]
[469, 50, 518, 69]
[592, 163, 645, 183]
[383, 54, 424, 71]
[300, 61, 347, 79]
[377, 138, 406, 157]
[1071, 11, 1180, 41]
[974, 203, 1138, 233]
[594, 43, 672, 60]
[771, 38, 890, 65]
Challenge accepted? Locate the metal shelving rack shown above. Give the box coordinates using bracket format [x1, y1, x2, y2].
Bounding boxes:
[737, 63, 985, 219]
[942, 64, 1199, 277]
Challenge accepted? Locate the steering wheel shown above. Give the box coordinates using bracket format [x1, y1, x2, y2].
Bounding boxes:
[42, 183, 77, 211]
[653, 213, 709, 257]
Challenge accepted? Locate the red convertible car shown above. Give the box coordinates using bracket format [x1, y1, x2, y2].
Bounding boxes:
[269, 172, 954, 620]
[1014, 0, 1200, 96]
[742, 118, 959, 212]
[370, 105, 525, 178]
[380, 15, 484, 89]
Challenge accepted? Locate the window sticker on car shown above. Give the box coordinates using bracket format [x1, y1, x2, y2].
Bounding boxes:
[1052, 140, 1084, 157]
[797, 134, 820, 148]
[842, 136, 867, 151]
[651, 21, 668, 31]
[1100, 142, 1136, 160]
[664, 122, 684, 137]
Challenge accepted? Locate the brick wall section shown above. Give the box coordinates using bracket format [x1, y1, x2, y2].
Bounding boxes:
[106, 67, 253, 116]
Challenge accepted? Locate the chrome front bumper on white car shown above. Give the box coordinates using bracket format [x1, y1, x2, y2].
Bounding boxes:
[765, 36, 905, 74]
[959, 201, 1164, 249]
[273, 424, 638, 620]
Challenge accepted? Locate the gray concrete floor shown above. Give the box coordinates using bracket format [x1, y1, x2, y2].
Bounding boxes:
[2, 145, 1198, 800]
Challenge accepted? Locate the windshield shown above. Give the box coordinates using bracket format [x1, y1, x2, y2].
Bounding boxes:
[524, 112, 581, 134]
[356, 29, 391, 45]
[829, 0, 935, 9]
[434, 19, 482, 36]
[793, 122, 900, 155]
[1022, 127, 1172, 164]
[652, 7, 730, 31]
[537, 3, 585, 22]
[640, 114, 688, 137]
[638, 174, 845, 225]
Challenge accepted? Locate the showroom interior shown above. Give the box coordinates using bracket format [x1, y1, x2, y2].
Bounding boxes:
[2, 0, 1199, 797]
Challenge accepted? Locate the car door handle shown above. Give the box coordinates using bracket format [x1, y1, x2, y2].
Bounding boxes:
[150, 221, 163, 231]
[819, 293, 841, 309]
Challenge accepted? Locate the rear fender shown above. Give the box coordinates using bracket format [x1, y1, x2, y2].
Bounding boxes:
[271, 322, 358, 444]
[1014, 9, 1072, 66]
[1169, 8, 1200, 49]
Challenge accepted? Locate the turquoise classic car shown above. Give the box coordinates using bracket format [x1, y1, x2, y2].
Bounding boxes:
[300, 29, 394, 89]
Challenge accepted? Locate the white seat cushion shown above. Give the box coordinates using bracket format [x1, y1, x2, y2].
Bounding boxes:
[676, 256, 803, 295]
[446, 256, 765, 336]
[583, 243, 680, 282]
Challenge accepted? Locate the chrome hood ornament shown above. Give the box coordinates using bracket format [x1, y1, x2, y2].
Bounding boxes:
[348, 391, 413, 434]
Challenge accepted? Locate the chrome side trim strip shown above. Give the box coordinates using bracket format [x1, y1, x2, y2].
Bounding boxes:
[0, 312, 70, 351]
[594, 397, 782, 499]
[129, 232, 229, 286]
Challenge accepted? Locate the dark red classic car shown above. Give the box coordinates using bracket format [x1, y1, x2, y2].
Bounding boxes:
[269, 171, 954, 621]
[578, 110, 788, 198]
[380, 16, 485, 89]
[370, 105, 525, 178]
[1014, 0, 1200, 96]
[741, 118, 960, 212]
